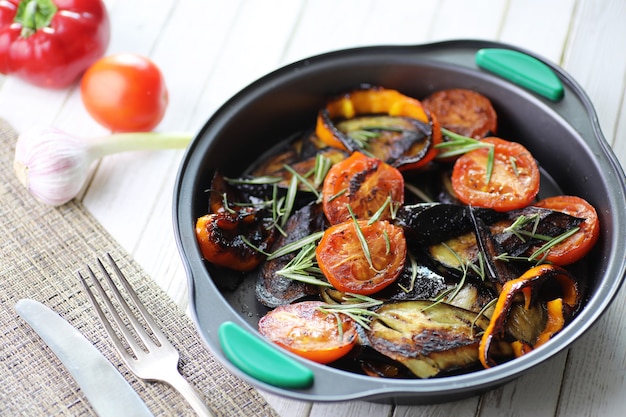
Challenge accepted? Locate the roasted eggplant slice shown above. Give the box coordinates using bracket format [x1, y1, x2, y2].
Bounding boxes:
[256, 203, 328, 308]
[365, 300, 492, 378]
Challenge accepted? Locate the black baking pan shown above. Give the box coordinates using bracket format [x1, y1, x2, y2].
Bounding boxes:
[172, 40, 626, 404]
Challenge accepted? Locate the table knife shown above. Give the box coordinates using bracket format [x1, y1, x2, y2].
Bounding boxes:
[15, 298, 154, 417]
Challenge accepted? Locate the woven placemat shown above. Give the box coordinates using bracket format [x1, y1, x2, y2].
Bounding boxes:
[0, 119, 279, 417]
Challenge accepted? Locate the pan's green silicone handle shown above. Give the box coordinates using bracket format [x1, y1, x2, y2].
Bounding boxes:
[476, 48, 564, 101]
[218, 321, 314, 389]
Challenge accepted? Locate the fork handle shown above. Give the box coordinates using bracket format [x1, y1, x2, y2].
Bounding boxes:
[165, 371, 216, 417]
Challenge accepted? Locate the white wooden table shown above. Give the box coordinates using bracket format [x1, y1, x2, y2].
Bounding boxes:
[2, 0, 625, 416]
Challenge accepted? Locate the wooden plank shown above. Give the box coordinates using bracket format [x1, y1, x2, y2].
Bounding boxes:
[427, 0, 507, 40]
[499, 0, 576, 64]
[553, 1, 626, 416]
[562, 0, 626, 142]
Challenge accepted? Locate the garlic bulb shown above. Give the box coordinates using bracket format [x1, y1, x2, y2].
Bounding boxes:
[13, 126, 193, 206]
[14, 127, 96, 206]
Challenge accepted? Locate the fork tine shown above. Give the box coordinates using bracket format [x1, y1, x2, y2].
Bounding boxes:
[77, 269, 138, 360]
[103, 253, 169, 347]
[95, 256, 157, 351]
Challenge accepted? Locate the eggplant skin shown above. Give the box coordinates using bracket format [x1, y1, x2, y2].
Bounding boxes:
[256, 203, 327, 308]
[366, 300, 490, 378]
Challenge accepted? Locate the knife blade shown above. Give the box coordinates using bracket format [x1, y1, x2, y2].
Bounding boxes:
[15, 298, 154, 417]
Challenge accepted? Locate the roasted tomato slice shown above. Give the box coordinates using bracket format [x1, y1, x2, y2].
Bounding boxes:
[316, 219, 406, 295]
[531, 195, 600, 265]
[195, 208, 275, 271]
[423, 88, 497, 139]
[258, 301, 358, 364]
[322, 151, 404, 224]
[315, 86, 441, 170]
[451, 137, 540, 212]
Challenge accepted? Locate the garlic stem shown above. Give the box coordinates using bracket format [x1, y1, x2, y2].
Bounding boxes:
[13, 127, 194, 206]
[87, 132, 192, 159]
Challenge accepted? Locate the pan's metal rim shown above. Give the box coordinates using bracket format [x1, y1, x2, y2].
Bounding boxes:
[172, 39, 626, 403]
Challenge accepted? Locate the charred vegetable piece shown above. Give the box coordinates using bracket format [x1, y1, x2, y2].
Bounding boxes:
[479, 264, 581, 368]
[451, 137, 540, 212]
[365, 300, 493, 378]
[315, 86, 442, 170]
[335, 115, 432, 168]
[257, 204, 327, 308]
[396, 203, 506, 246]
[322, 151, 404, 224]
[417, 204, 582, 277]
[259, 301, 358, 364]
[316, 219, 407, 296]
[423, 88, 497, 139]
[195, 208, 276, 272]
[530, 195, 599, 266]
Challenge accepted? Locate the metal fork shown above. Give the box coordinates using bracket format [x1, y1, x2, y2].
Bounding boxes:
[78, 253, 216, 417]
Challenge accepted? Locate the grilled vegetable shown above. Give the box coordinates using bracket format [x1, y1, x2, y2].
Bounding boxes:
[256, 204, 327, 308]
[316, 219, 406, 295]
[530, 195, 599, 265]
[196, 208, 276, 272]
[423, 88, 497, 139]
[479, 264, 581, 368]
[365, 300, 494, 378]
[322, 151, 404, 224]
[258, 300, 358, 364]
[451, 137, 540, 212]
[315, 86, 442, 170]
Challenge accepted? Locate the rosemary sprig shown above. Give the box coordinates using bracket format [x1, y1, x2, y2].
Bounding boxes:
[398, 252, 418, 293]
[283, 164, 320, 200]
[366, 195, 400, 224]
[348, 205, 381, 273]
[348, 129, 380, 147]
[528, 226, 580, 261]
[266, 231, 325, 260]
[275, 242, 332, 287]
[471, 298, 497, 337]
[423, 242, 479, 310]
[436, 128, 495, 184]
[503, 214, 544, 242]
[312, 153, 333, 189]
[280, 175, 298, 227]
[318, 293, 382, 330]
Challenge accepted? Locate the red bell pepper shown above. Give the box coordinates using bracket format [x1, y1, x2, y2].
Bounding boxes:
[0, 0, 110, 88]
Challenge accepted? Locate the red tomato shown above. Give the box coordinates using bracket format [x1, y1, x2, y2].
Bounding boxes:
[80, 53, 168, 132]
[258, 301, 358, 364]
[451, 137, 540, 212]
[316, 219, 406, 295]
[322, 151, 404, 225]
[531, 195, 600, 265]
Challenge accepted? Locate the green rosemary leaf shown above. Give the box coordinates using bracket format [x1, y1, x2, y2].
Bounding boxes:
[437, 128, 495, 184]
[398, 252, 418, 293]
[267, 231, 325, 260]
[367, 195, 392, 225]
[240, 236, 272, 257]
[528, 226, 580, 261]
[348, 205, 380, 273]
[283, 164, 321, 200]
[313, 153, 333, 188]
[281, 175, 298, 227]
